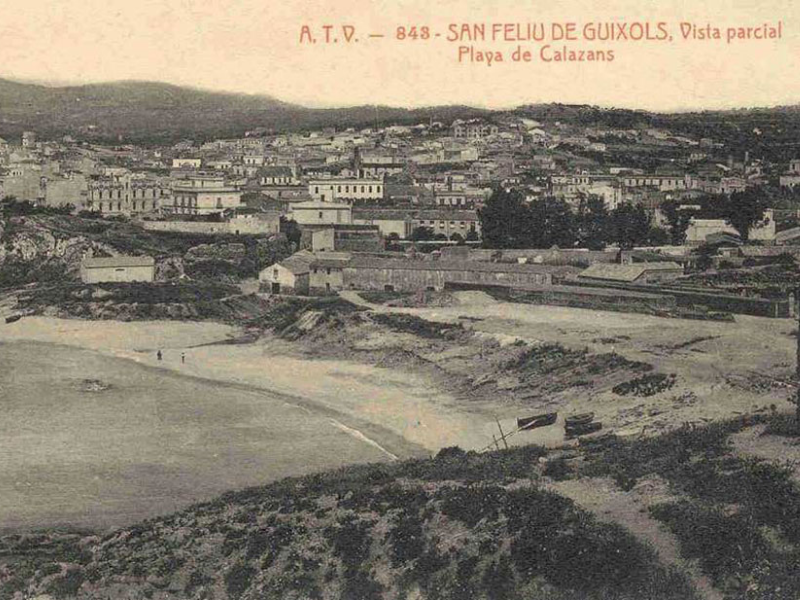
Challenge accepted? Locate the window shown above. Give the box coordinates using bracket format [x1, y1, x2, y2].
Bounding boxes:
[318, 211, 323, 219]
[326, 268, 331, 275]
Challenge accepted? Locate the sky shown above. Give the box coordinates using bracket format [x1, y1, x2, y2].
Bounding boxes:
[0, 0, 798, 111]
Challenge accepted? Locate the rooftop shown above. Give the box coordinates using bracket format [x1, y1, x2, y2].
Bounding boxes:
[346, 256, 572, 274]
[291, 200, 352, 210]
[578, 262, 683, 282]
[81, 256, 155, 269]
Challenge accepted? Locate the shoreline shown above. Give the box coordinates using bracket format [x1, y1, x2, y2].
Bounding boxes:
[0, 337, 429, 462]
[0, 316, 499, 455]
[0, 330, 437, 532]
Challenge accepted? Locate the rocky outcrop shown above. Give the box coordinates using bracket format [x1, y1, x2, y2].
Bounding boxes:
[184, 242, 247, 263]
[0, 217, 120, 279]
[154, 256, 185, 281]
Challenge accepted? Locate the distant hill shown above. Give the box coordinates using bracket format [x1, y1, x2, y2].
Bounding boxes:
[0, 79, 486, 143]
[1, 77, 800, 159]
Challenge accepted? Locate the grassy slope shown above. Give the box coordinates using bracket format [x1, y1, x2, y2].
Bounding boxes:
[7, 415, 800, 599]
[3, 444, 697, 600]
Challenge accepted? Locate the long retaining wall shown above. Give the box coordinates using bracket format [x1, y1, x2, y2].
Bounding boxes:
[458, 248, 618, 266]
[445, 281, 678, 314]
[137, 218, 279, 236]
[561, 280, 791, 318]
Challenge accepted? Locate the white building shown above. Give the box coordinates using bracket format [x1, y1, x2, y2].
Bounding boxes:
[290, 201, 353, 226]
[308, 178, 384, 203]
[80, 256, 156, 283]
[166, 174, 242, 215]
[172, 158, 202, 169]
[685, 209, 776, 245]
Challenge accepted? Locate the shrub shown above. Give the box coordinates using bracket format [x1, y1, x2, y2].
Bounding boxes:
[764, 413, 800, 438]
[650, 500, 772, 586]
[341, 568, 385, 600]
[388, 512, 426, 566]
[46, 567, 85, 598]
[612, 373, 676, 397]
[224, 562, 256, 599]
[542, 457, 573, 481]
[327, 517, 373, 569]
[439, 485, 503, 528]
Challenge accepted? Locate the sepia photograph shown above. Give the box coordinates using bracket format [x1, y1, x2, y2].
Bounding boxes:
[1, 1, 800, 598]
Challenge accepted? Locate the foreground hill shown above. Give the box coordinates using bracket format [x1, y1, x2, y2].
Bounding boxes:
[5, 414, 800, 600]
[2, 443, 697, 600]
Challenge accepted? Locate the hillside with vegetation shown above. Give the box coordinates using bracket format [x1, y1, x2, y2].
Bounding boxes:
[0, 79, 485, 143]
[4, 413, 800, 599]
[3, 78, 800, 150]
[0, 202, 293, 289]
[0, 443, 697, 600]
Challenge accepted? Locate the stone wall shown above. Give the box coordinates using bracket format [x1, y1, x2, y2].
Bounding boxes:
[139, 216, 279, 236]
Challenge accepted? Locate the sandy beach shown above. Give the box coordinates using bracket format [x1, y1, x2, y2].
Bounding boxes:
[0, 315, 512, 529]
[0, 316, 503, 452]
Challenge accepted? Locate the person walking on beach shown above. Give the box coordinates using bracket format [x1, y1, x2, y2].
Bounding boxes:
[157, 350, 162, 361]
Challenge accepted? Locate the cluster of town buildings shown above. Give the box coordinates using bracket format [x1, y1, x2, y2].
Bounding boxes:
[3, 116, 799, 311]
[3, 119, 798, 245]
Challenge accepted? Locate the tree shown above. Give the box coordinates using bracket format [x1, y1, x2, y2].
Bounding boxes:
[610, 203, 651, 249]
[478, 187, 533, 248]
[528, 196, 577, 248]
[646, 226, 670, 246]
[410, 226, 435, 241]
[660, 199, 693, 245]
[721, 188, 769, 241]
[279, 216, 301, 249]
[577, 195, 610, 250]
[384, 232, 402, 251]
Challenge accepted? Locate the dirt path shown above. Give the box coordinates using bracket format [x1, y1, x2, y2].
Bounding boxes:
[730, 424, 800, 482]
[547, 476, 723, 600]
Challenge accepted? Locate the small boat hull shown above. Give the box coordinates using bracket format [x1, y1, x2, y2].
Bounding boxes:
[566, 421, 603, 439]
[518, 412, 558, 430]
[565, 412, 595, 427]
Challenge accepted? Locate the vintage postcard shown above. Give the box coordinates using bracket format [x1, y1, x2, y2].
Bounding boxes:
[0, 0, 799, 598]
